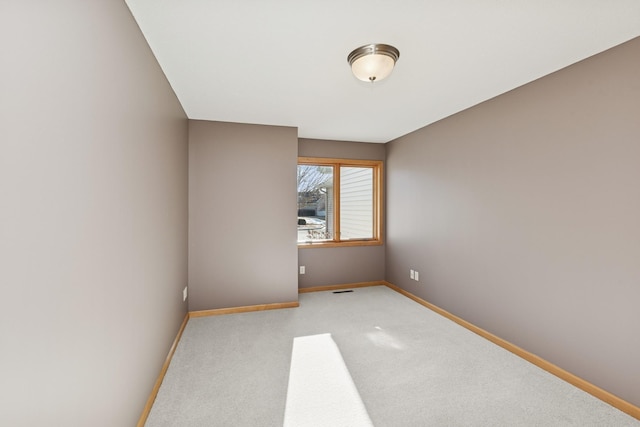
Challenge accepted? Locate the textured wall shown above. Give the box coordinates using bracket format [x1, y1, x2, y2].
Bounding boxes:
[0, 2, 188, 425]
[386, 37, 640, 406]
[189, 121, 298, 310]
[298, 139, 386, 288]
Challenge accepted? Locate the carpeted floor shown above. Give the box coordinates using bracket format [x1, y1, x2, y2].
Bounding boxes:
[145, 286, 640, 426]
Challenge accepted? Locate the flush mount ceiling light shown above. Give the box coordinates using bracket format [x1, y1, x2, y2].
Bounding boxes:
[347, 43, 400, 83]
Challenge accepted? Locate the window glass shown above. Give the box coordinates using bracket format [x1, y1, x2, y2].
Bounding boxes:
[297, 164, 333, 242]
[340, 166, 373, 240]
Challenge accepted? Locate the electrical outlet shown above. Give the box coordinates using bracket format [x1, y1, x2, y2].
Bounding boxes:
[299, 266, 306, 275]
[415, 271, 419, 281]
[410, 269, 415, 280]
[183, 286, 188, 302]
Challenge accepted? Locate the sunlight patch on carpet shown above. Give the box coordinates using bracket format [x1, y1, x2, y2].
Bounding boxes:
[366, 326, 405, 350]
[283, 333, 373, 427]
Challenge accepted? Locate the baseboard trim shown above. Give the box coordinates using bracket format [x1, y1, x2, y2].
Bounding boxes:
[188, 301, 299, 318]
[383, 281, 640, 420]
[298, 281, 385, 293]
[137, 312, 190, 427]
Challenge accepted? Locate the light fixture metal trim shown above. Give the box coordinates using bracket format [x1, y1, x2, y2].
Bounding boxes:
[347, 43, 400, 82]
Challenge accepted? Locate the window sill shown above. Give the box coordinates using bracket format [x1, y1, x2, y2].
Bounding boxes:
[298, 240, 383, 249]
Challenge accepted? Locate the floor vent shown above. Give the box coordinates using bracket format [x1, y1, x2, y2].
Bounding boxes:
[332, 290, 354, 294]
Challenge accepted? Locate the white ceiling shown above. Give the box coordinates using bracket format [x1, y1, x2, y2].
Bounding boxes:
[125, 1, 640, 143]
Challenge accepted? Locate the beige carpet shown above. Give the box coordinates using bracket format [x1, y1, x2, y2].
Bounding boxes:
[146, 286, 640, 426]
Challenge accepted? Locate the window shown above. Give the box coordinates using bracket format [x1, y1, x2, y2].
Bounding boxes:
[297, 157, 382, 247]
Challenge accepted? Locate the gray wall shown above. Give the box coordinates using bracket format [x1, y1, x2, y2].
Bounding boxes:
[189, 121, 298, 310]
[1, 2, 188, 426]
[386, 37, 640, 406]
[298, 139, 385, 288]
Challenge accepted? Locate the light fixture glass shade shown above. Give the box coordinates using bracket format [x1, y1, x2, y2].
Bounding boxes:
[347, 44, 399, 83]
[351, 54, 395, 82]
